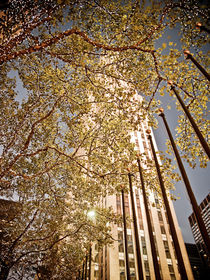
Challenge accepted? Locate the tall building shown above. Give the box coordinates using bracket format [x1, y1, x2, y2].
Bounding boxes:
[90, 119, 194, 280]
[188, 193, 210, 266]
[185, 243, 206, 280]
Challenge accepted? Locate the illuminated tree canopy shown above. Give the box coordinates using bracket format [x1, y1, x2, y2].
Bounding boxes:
[0, 0, 209, 279]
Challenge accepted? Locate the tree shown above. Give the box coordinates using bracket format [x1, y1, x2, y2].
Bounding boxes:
[0, 0, 209, 278]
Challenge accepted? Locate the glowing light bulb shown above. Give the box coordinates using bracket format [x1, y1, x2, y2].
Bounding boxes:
[87, 210, 96, 219]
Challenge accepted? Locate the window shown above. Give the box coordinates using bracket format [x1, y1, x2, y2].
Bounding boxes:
[158, 211, 163, 221]
[128, 244, 134, 254]
[119, 260, 125, 267]
[118, 231, 123, 240]
[120, 272, 126, 280]
[144, 261, 150, 272]
[130, 274, 136, 280]
[127, 234, 133, 241]
[163, 240, 169, 249]
[165, 250, 171, 259]
[129, 260, 135, 268]
[143, 247, 147, 255]
[161, 225, 166, 234]
[164, 241, 171, 259]
[170, 274, 176, 280]
[119, 243, 124, 253]
[141, 236, 147, 255]
[168, 264, 174, 273]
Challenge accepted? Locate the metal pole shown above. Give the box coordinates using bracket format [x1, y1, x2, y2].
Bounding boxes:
[81, 260, 85, 280]
[128, 173, 144, 280]
[121, 188, 131, 280]
[168, 81, 210, 159]
[184, 50, 210, 81]
[137, 158, 162, 280]
[88, 246, 92, 280]
[159, 110, 210, 255]
[84, 254, 88, 280]
[147, 132, 189, 280]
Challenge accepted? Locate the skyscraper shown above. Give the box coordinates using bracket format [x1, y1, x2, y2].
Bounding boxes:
[90, 118, 194, 280]
[188, 193, 210, 265]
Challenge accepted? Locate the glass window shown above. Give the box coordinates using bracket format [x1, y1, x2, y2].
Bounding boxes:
[119, 243, 124, 253]
[127, 235, 133, 241]
[168, 264, 174, 273]
[161, 225, 166, 234]
[158, 211, 163, 221]
[170, 274, 176, 280]
[143, 247, 147, 255]
[120, 272, 126, 280]
[119, 260, 125, 267]
[144, 261, 150, 272]
[118, 231, 123, 240]
[129, 260, 135, 268]
[128, 244, 134, 254]
[163, 240, 169, 249]
[166, 250, 171, 259]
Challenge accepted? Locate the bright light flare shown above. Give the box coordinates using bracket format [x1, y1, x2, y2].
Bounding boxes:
[87, 210, 96, 219]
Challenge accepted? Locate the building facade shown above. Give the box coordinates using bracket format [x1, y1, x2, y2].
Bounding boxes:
[90, 120, 194, 280]
[185, 243, 207, 280]
[188, 193, 210, 269]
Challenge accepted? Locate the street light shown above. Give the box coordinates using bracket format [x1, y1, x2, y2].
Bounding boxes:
[87, 210, 96, 220]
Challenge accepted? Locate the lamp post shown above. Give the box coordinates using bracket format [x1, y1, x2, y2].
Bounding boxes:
[84, 253, 88, 280]
[137, 157, 162, 280]
[147, 130, 188, 280]
[168, 81, 210, 159]
[159, 108, 210, 254]
[183, 50, 210, 81]
[121, 186, 131, 280]
[87, 210, 96, 280]
[88, 245, 92, 280]
[81, 258, 85, 280]
[128, 172, 144, 280]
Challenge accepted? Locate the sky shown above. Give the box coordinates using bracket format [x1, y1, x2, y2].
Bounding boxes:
[151, 19, 210, 243]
